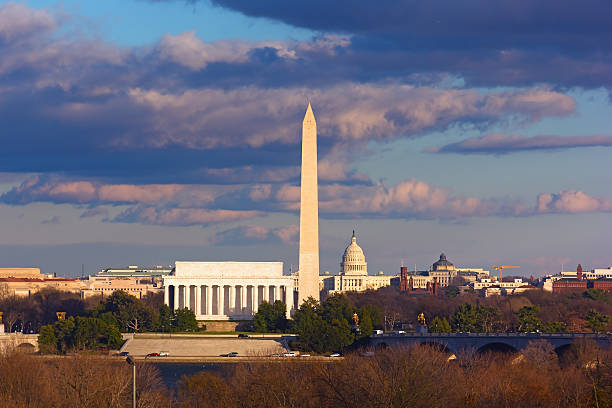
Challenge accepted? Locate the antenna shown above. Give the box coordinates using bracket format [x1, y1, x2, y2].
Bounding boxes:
[401, 259, 405, 267]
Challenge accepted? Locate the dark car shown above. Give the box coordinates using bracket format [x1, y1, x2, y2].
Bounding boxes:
[145, 353, 160, 358]
[238, 333, 249, 338]
[119, 351, 129, 357]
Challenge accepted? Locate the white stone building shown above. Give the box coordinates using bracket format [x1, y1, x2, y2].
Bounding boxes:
[163, 262, 294, 320]
[403, 254, 490, 289]
[472, 277, 536, 296]
[319, 232, 393, 295]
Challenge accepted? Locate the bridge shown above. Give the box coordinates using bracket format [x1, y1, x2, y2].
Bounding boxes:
[366, 332, 612, 354]
[0, 333, 39, 352]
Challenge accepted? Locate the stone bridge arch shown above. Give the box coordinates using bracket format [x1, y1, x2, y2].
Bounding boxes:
[477, 341, 518, 354]
[0, 334, 39, 352]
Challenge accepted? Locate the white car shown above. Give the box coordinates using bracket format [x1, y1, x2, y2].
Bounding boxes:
[328, 353, 342, 357]
[283, 352, 297, 357]
[159, 351, 169, 357]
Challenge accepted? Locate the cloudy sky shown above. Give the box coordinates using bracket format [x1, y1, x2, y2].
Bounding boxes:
[1, 0, 611, 277]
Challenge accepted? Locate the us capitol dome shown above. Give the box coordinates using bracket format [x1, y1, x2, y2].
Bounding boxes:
[319, 231, 392, 295]
[340, 230, 368, 276]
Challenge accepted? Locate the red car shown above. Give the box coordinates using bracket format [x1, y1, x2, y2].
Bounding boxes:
[145, 353, 161, 358]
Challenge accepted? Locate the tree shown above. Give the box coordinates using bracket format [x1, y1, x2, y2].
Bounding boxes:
[174, 308, 198, 332]
[253, 300, 289, 333]
[452, 303, 478, 332]
[0, 295, 28, 332]
[543, 321, 566, 333]
[445, 286, 460, 298]
[518, 306, 543, 332]
[323, 318, 354, 352]
[360, 304, 383, 329]
[586, 309, 609, 333]
[38, 324, 58, 354]
[356, 307, 374, 338]
[54, 317, 76, 353]
[39, 316, 123, 353]
[176, 372, 236, 408]
[477, 305, 501, 332]
[157, 304, 173, 333]
[292, 296, 355, 353]
[429, 316, 452, 333]
[321, 294, 353, 324]
[583, 289, 610, 302]
[72, 316, 123, 350]
[99, 290, 153, 332]
[253, 301, 275, 332]
[452, 303, 502, 332]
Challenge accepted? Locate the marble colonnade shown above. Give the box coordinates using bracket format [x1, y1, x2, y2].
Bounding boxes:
[164, 281, 290, 319]
[163, 262, 294, 321]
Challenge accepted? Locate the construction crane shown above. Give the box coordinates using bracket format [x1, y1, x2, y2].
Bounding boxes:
[492, 265, 520, 282]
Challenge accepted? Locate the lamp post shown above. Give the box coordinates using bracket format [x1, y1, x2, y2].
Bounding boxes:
[126, 356, 136, 408]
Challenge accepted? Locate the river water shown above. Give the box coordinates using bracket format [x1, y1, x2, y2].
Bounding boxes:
[151, 363, 230, 389]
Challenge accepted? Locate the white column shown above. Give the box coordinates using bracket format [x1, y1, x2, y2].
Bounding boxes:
[229, 285, 235, 315]
[206, 285, 212, 315]
[241, 286, 247, 315]
[173, 285, 179, 311]
[253, 286, 259, 313]
[218, 285, 225, 316]
[185, 285, 190, 311]
[195, 286, 201, 316]
[285, 286, 291, 318]
[275, 285, 281, 303]
[164, 285, 169, 305]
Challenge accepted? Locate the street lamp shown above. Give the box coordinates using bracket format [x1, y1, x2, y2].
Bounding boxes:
[126, 356, 136, 408]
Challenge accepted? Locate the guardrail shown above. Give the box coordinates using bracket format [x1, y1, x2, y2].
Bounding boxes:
[372, 332, 611, 338]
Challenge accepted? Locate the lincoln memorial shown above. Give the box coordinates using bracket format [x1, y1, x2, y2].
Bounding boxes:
[163, 262, 294, 320]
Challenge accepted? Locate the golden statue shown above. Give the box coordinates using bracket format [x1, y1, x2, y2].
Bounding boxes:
[56, 312, 66, 321]
[417, 313, 426, 326]
[352, 312, 359, 326]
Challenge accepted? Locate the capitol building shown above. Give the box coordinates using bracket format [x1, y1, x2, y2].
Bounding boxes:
[319, 231, 392, 295]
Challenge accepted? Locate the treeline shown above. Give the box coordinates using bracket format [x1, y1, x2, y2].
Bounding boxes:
[173, 342, 612, 407]
[39, 291, 199, 353]
[0, 289, 200, 353]
[252, 295, 382, 353]
[0, 288, 93, 333]
[427, 303, 609, 334]
[0, 352, 170, 408]
[346, 286, 612, 333]
[6, 342, 610, 407]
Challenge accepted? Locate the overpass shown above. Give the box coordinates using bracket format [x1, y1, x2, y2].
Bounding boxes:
[366, 332, 612, 354]
[0, 333, 38, 352]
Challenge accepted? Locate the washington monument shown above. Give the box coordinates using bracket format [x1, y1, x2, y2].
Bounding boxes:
[298, 103, 320, 305]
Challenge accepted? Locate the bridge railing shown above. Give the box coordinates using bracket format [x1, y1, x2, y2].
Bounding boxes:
[373, 332, 611, 339]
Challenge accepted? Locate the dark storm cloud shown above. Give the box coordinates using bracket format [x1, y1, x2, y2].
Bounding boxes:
[145, 0, 612, 89]
[428, 133, 612, 155]
[208, 0, 612, 48]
